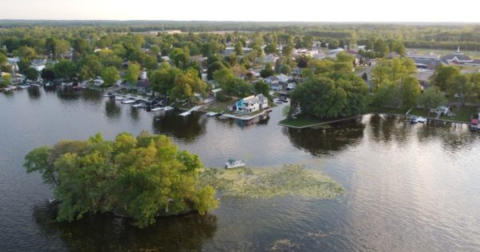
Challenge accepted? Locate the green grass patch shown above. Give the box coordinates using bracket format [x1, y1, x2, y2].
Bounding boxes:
[440, 106, 478, 122]
[204, 100, 232, 113]
[198, 165, 345, 199]
[408, 108, 429, 117]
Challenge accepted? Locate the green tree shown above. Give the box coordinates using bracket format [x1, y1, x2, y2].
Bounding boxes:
[24, 67, 39, 81]
[144, 54, 158, 71]
[280, 65, 291, 75]
[171, 69, 207, 102]
[149, 64, 181, 95]
[0, 74, 12, 87]
[291, 73, 369, 119]
[254, 81, 271, 98]
[374, 39, 389, 58]
[97, 50, 123, 69]
[78, 55, 103, 81]
[260, 64, 274, 78]
[24, 132, 218, 229]
[54, 60, 77, 81]
[417, 87, 447, 113]
[234, 41, 243, 55]
[264, 43, 277, 54]
[391, 41, 406, 56]
[101, 66, 120, 87]
[207, 61, 226, 80]
[0, 53, 7, 67]
[126, 62, 141, 85]
[430, 65, 461, 92]
[14, 46, 37, 61]
[371, 58, 416, 91]
[213, 67, 234, 88]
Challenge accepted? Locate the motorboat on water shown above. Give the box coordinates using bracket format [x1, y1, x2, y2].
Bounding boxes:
[151, 106, 164, 112]
[121, 98, 136, 104]
[225, 159, 245, 169]
[206, 112, 219, 117]
[410, 116, 427, 123]
[163, 106, 174, 111]
[180, 111, 191, 116]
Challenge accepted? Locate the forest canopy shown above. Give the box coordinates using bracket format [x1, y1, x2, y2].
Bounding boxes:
[24, 132, 218, 228]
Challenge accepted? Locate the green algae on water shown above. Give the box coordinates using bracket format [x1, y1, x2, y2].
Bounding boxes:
[198, 165, 345, 199]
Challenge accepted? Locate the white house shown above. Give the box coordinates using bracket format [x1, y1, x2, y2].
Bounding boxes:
[235, 94, 269, 114]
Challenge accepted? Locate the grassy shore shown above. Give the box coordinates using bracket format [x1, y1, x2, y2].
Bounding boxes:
[409, 106, 478, 122]
[279, 106, 410, 128]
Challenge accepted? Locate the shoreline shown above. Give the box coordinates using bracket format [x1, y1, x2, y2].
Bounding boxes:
[279, 112, 471, 129]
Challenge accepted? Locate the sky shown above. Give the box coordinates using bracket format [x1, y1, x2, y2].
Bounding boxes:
[1, 0, 480, 23]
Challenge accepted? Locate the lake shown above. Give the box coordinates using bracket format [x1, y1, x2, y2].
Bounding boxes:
[1, 86, 480, 252]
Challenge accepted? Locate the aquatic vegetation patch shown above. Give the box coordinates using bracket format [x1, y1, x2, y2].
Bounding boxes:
[198, 165, 345, 199]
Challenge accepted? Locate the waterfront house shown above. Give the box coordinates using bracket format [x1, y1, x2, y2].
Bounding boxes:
[235, 94, 269, 114]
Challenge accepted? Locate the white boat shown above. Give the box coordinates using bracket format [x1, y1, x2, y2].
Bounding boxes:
[132, 103, 145, 108]
[151, 106, 164, 112]
[206, 112, 219, 117]
[115, 95, 124, 101]
[61, 82, 73, 86]
[410, 116, 427, 123]
[103, 92, 114, 97]
[48, 198, 56, 204]
[163, 106, 174, 111]
[121, 98, 136, 104]
[180, 111, 191, 117]
[225, 159, 245, 169]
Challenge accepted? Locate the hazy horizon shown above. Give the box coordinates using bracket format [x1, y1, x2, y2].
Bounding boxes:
[1, 0, 480, 23]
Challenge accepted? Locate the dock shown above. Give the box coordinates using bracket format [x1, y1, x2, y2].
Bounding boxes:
[180, 105, 203, 116]
[222, 109, 272, 121]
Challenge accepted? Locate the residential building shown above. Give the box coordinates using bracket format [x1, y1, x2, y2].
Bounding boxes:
[235, 94, 269, 114]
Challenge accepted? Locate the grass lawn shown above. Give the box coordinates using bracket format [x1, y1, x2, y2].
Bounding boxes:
[410, 106, 478, 122]
[440, 106, 478, 122]
[204, 101, 233, 112]
[408, 108, 429, 117]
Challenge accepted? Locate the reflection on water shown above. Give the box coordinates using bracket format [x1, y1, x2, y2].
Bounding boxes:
[285, 117, 365, 156]
[105, 99, 121, 119]
[33, 203, 217, 252]
[129, 106, 140, 121]
[27, 86, 41, 99]
[152, 111, 207, 143]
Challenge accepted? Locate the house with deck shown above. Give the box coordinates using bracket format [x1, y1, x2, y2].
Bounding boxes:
[235, 94, 269, 114]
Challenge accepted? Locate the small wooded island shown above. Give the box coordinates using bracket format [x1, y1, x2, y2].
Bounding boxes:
[24, 132, 218, 228]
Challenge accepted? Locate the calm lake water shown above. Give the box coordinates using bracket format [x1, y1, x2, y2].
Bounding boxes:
[1, 87, 480, 252]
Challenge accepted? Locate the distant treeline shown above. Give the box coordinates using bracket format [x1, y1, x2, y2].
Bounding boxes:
[2, 21, 480, 51]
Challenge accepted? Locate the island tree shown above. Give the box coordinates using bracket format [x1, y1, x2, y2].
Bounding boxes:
[24, 132, 218, 228]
